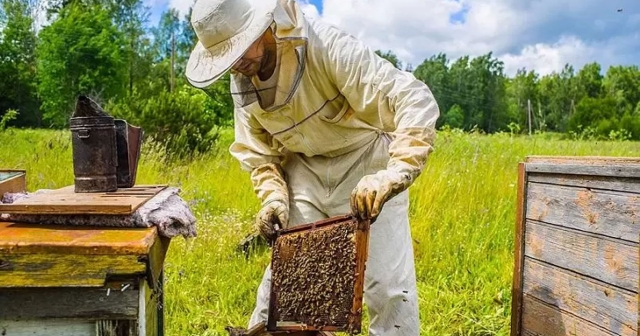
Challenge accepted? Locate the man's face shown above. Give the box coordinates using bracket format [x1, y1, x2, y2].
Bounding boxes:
[232, 34, 265, 77]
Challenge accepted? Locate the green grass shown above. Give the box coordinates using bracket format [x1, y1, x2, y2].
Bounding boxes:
[1, 128, 639, 335]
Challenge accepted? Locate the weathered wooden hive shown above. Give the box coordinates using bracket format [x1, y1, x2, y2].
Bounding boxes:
[0, 170, 26, 197]
[510, 156, 640, 336]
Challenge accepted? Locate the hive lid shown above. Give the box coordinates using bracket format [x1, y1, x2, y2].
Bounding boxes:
[267, 215, 370, 334]
[0, 184, 167, 215]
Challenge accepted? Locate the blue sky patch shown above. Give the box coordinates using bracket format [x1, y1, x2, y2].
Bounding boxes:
[449, 4, 469, 24]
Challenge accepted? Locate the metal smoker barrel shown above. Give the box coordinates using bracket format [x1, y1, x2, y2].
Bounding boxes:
[70, 96, 118, 193]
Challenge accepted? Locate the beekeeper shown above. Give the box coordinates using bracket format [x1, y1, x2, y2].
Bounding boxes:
[186, 0, 439, 334]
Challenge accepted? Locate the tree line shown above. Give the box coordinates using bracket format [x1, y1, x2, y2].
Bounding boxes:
[1, 0, 639, 158]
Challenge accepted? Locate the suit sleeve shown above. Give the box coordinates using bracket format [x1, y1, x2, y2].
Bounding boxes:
[229, 104, 289, 206]
[318, 22, 440, 185]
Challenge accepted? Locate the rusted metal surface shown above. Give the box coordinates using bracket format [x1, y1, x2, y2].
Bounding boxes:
[70, 96, 118, 193]
[115, 119, 143, 188]
[511, 156, 640, 336]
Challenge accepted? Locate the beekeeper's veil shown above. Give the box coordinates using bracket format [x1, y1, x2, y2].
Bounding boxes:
[186, 0, 308, 112]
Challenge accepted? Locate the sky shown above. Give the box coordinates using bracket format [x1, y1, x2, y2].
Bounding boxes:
[147, 0, 640, 77]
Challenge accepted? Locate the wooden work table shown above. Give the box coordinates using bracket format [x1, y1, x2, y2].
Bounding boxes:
[0, 222, 171, 336]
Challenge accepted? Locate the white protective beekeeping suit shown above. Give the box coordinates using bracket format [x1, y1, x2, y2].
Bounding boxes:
[185, 0, 440, 334]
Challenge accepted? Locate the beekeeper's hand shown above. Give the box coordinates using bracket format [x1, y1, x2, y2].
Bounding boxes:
[350, 169, 412, 221]
[255, 199, 289, 243]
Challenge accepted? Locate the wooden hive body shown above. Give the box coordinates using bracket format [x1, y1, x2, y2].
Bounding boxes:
[0, 169, 26, 196]
[0, 181, 172, 336]
[268, 215, 370, 334]
[511, 156, 640, 336]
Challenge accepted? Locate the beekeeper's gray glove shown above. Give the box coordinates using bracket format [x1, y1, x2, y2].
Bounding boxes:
[251, 163, 289, 242]
[350, 169, 413, 221]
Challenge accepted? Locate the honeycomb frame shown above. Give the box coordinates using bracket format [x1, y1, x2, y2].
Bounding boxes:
[267, 215, 370, 334]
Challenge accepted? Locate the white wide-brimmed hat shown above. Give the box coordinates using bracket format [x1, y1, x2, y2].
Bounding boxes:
[186, 0, 278, 88]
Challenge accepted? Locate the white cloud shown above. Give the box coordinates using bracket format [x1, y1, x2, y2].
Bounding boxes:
[499, 36, 597, 76]
[298, 0, 640, 76]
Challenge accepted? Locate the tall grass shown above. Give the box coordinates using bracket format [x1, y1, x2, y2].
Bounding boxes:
[1, 128, 638, 335]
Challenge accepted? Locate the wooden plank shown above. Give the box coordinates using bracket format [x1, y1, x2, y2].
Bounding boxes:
[96, 320, 137, 336]
[524, 220, 638, 291]
[526, 156, 640, 165]
[523, 258, 637, 335]
[526, 182, 640, 243]
[0, 223, 157, 255]
[141, 278, 159, 336]
[349, 218, 370, 333]
[0, 185, 167, 215]
[525, 156, 640, 179]
[528, 173, 640, 194]
[144, 235, 170, 291]
[525, 162, 640, 178]
[0, 253, 146, 287]
[0, 286, 139, 319]
[511, 162, 527, 336]
[0, 319, 95, 336]
[522, 295, 616, 336]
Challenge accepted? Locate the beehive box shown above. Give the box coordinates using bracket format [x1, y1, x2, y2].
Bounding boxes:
[510, 156, 640, 336]
[267, 215, 370, 334]
[0, 222, 170, 336]
[0, 169, 26, 196]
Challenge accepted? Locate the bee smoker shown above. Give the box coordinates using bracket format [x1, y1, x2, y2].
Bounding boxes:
[69, 96, 143, 193]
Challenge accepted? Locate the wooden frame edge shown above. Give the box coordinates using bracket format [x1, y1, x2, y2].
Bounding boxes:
[510, 162, 527, 336]
[266, 216, 369, 333]
[348, 218, 370, 334]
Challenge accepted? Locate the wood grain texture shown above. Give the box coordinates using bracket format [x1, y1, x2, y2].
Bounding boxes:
[0, 253, 146, 287]
[140, 278, 160, 336]
[0, 170, 26, 195]
[523, 258, 637, 335]
[525, 156, 640, 165]
[0, 222, 157, 255]
[522, 295, 616, 336]
[96, 320, 137, 336]
[524, 156, 640, 178]
[0, 319, 95, 336]
[524, 220, 638, 291]
[0, 185, 167, 215]
[511, 162, 527, 336]
[0, 286, 139, 319]
[526, 182, 640, 243]
[349, 219, 370, 333]
[527, 173, 640, 194]
[144, 235, 170, 291]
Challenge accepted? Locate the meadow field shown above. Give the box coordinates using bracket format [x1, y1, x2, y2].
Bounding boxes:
[1, 128, 639, 336]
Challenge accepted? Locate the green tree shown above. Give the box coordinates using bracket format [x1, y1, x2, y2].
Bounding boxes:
[444, 104, 464, 129]
[576, 62, 603, 99]
[413, 53, 449, 127]
[36, 1, 127, 128]
[603, 65, 640, 117]
[0, 0, 39, 126]
[505, 68, 539, 133]
[375, 49, 402, 70]
[112, 0, 152, 97]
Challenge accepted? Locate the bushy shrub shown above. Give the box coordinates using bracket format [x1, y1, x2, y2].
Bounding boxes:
[107, 84, 227, 159]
